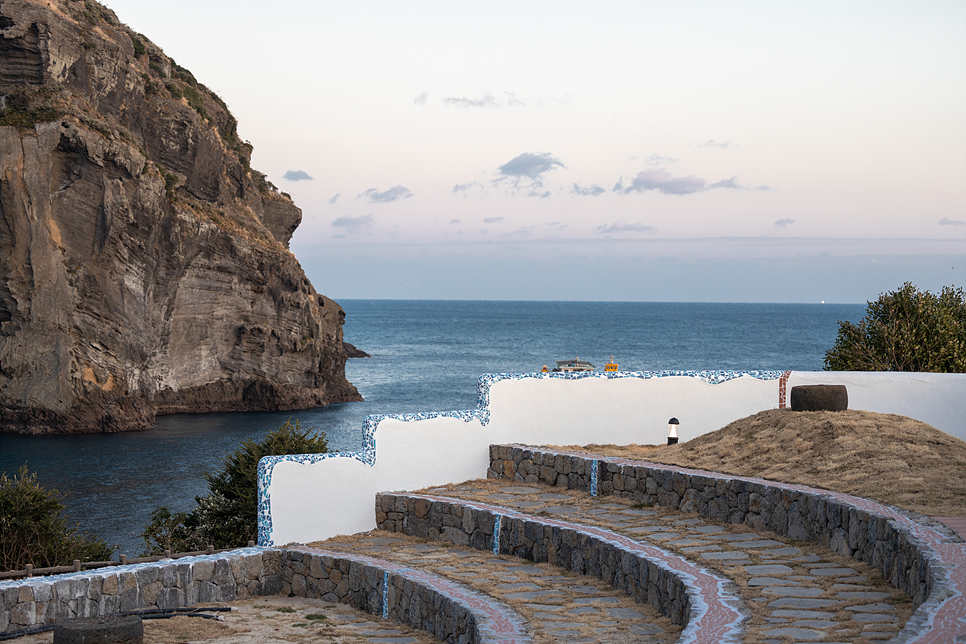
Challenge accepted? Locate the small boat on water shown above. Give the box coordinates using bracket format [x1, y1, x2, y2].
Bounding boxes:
[551, 357, 595, 373]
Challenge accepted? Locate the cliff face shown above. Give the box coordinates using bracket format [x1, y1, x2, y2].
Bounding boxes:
[0, 0, 361, 433]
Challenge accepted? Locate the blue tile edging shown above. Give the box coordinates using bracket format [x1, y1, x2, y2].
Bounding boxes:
[256, 370, 786, 545]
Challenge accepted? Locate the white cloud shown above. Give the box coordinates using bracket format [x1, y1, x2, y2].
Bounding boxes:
[597, 221, 658, 234]
[360, 186, 413, 203]
[939, 217, 965, 226]
[498, 152, 565, 180]
[283, 170, 313, 181]
[572, 183, 605, 196]
[774, 217, 796, 228]
[332, 214, 375, 234]
[645, 153, 678, 165]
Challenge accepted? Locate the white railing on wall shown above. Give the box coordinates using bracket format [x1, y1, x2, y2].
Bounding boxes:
[257, 370, 966, 547]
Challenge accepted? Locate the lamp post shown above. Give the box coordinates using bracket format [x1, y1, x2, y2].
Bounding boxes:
[667, 417, 680, 446]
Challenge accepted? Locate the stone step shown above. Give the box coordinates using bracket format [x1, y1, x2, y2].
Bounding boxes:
[307, 533, 680, 643]
[279, 547, 531, 643]
[376, 490, 747, 643]
[376, 481, 913, 643]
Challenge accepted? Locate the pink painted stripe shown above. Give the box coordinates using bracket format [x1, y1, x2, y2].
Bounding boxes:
[290, 546, 530, 644]
[517, 445, 966, 644]
[405, 493, 745, 644]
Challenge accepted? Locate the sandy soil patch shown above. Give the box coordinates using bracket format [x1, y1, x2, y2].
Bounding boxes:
[13, 596, 438, 644]
[553, 408, 966, 517]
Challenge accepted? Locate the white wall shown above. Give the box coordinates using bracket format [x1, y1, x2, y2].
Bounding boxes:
[788, 371, 966, 442]
[263, 371, 966, 546]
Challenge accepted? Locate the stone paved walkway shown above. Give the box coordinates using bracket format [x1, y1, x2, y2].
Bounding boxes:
[412, 480, 914, 644]
[306, 534, 680, 643]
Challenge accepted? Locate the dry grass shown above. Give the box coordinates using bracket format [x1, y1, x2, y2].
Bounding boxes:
[555, 409, 966, 517]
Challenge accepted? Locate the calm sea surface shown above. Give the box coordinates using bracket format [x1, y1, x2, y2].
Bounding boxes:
[0, 300, 863, 554]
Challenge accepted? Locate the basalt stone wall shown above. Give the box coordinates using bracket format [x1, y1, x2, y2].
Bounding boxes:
[281, 550, 479, 643]
[488, 444, 942, 610]
[0, 549, 281, 633]
[376, 492, 692, 626]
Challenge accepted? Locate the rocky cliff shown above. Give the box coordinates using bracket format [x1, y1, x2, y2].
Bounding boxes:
[0, 0, 361, 433]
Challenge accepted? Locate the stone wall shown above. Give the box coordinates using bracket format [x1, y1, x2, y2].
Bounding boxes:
[281, 548, 487, 643]
[0, 548, 279, 634]
[488, 444, 953, 618]
[376, 492, 696, 628]
[1, 547, 524, 643]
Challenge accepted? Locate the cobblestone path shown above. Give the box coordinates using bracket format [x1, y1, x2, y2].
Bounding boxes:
[391, 479, 913, 644]
[307, 534, 681, 644]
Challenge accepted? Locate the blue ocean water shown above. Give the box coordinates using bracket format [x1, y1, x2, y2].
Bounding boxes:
[0, 300, 863, 554]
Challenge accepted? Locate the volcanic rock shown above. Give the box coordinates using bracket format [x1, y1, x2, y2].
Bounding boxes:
[0, 0, 361, 433]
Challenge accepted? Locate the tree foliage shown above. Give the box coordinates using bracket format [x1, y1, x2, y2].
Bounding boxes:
[141, 420, 328, 554]
[0, 465, 114, 570]
[824, 282, 966, 372]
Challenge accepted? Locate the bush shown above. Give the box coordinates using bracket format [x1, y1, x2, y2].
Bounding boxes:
[140, 420, 328, 554]
[0, 465, 114, 570]
[824, 282, 966, 372]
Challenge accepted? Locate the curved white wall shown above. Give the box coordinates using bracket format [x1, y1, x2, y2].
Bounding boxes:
[261, 371, 966, 546]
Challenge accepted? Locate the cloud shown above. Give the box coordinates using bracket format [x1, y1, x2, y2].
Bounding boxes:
[597, 221, 658, 234]
[443, 94, 500, 108]
[939, 217, 966, 226]
[360, 186, 413, 203]
[616, 169, 708, 195]
[503, 226, 533, 238]
[710, 176, 740, 189]
[413, 92, 428, 106]
[614, 169, 760, 195]
[504, 92, 524, 107]
[572, 183, 605, 196]
[483, 216, 504, 224]
[498, 152, 565, 180]
[331, 214, 374, 234]
[449, 218, 461, 225]
[441, 92, 524, 108]
[774, 217, 796, 228]
[645, 153, 678, 166]
[700, 140, 733, 148]
[283, 170, 313, 182]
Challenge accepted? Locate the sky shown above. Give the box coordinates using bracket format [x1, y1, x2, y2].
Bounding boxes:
[103, 0, 965, 302]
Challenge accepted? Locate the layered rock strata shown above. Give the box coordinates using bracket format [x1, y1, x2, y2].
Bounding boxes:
[0, 0, 360, 433]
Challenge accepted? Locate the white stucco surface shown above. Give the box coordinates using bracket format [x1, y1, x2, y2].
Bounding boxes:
[266, 372, 966, 546]
[788, 371, 966, 442]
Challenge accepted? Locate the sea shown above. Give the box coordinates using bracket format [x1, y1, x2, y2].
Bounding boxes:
[0, 300, 864, 555]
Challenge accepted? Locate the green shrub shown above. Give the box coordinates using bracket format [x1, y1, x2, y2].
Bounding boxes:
[130, 33, 146, 58]
[0, 465, 114, 570]
[0, 87, 62, 129]
[181, 86, 208, 120]
[824, 282, 966, 372]
[140, 421, 328, 554]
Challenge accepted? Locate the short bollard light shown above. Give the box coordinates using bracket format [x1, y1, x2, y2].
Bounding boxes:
[667, 417, 680, 445]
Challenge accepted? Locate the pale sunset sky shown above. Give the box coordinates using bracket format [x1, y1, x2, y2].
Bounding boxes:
[104, 0, 965, 302]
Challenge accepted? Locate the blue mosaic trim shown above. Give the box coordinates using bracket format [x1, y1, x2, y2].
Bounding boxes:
[590, 460, 599, 497]
[492, 515, 502, 554]
[382, 570, 389, 618]
[256, 370, 787, 545]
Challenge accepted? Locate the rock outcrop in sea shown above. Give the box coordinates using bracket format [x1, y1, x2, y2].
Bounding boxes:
[0, 0, 361, 433]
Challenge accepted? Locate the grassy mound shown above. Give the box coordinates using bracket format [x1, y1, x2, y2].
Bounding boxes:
[561, 409, 966, 517]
